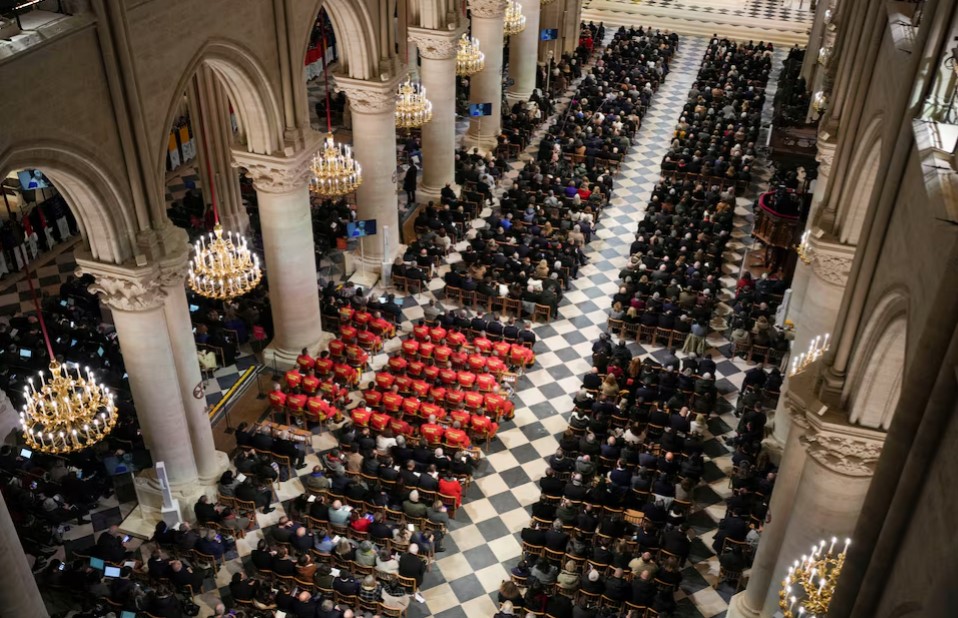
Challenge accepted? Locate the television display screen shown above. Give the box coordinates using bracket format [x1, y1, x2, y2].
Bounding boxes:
[468, 103, 493, 117]
[17, 169, 50, 190]
[347, 220, 377, 238]
[540, 28, 559, 41]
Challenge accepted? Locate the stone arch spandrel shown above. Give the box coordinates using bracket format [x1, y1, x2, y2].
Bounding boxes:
[837, 114, 883, 246]
[156, 39, 286, 202]
[294, 0, 381, 82]
[0, 142, 138, 265]
[844, 289, 909, 430]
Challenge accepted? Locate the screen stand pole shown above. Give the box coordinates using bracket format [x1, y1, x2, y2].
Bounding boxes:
[360, 237, 367, 280]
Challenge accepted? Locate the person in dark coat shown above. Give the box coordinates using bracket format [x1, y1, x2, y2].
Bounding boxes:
[404, 164, 418, 205]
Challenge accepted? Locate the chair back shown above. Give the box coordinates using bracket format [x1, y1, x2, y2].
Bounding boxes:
[397, 574, 419, 593]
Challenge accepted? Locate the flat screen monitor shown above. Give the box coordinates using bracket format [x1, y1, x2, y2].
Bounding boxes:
[347, 220, 377, 238]
[19, 348, 32, 359]
[17, 169, 50, 190]
[89, 557, 105, 570]
[19, 448, 31, 459]
[104, 566, 122, 578]
[540, 28, 559, 41]
[468, 103, 493, 117]
[188, 304, 200, 312]
[97, 346, 105, 357]
[121, 612, 137, 618]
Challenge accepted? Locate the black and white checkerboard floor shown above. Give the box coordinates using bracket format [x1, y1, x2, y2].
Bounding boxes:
[585, 0, 814, 25]
[44, 35, 792, 618]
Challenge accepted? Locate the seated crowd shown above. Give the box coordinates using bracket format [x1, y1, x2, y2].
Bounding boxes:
[505, 341, 783, 617]
[661, 37, 774, 186]
[433, 25, 679, 323]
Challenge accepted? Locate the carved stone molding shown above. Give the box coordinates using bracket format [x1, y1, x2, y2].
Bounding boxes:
[408, 27, 462, 60]
[334, 75, 399, 115]
[816, 134, 836, 173]
[468, 0, 508, 18]
[810, 250, 853, 286]
[801, 429, 885, 477]
[238, 159, 313, 194]
[804, 234, 855, 287]
[76, 261, 169, 313]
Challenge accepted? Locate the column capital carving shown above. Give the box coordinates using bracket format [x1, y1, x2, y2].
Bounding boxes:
[468, 0, 508, 18]
[75, 258, 170, 312]
[231, 134, 323, 194]
[334, 74, 400, 115]
[815, 133, 837, 171]
[408, 26, 465, 60]
[74, 233, 192, 312]
[801, 427, 885, 477]
[783, 365, 886, 477]
[805, 232, 856, 287]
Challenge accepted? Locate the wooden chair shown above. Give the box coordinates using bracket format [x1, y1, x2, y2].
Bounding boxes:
[438, 492, 459, 518]
[576, 588, 601, 606]
[192, 549, 223, 570]
[334, 592, 359, 607]
[639, 324, 656, 343]
[397, 574, 419, 594]
[378, 604, 405, 617]
[445, 286, 463, 305]
[533, 303, 552, 322]
[521, 541, 545, 558]
[544, 547, 565, 564]
[501, 297, 522, 318]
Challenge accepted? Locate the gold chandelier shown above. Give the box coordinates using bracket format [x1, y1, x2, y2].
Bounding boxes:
[790, 333, 830, 376]
[780, 538, 850, 617]
[456, 33, 485, 77]
[504, 1, 527, 37]
[188, 224, 263, 300]
[309, 134, 363, 197]
[21, 361, 118, 454]
[395, 77, 433, 129]
[795, 230, 812, 264]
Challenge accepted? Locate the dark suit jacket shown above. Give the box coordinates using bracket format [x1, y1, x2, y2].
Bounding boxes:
[399, 552, 426, 584]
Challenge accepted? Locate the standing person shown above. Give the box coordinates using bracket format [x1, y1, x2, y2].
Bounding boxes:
[403, 163, 419, 206]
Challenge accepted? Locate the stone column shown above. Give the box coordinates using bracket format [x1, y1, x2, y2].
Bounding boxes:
[76, 258, 200, 488]
[808, 132, 837, 224]
[728, 369, 886, 618]
[232, 139, 325, 368]
[792, 233, 854, 355]
[335, 75, 401, 268]
[0, 497, 48, 617]
[506, 0, 541, 103]
[729, 397, 809, 618]
[467, 0, 507, 152]
[409, 26, 463, 203]
[157, 251, 228, 483]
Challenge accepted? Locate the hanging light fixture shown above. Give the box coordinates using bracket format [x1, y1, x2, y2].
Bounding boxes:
[188, 80, 263, 300]
[504, 1, 527, 37]
[188, 225, 262, 300]
[456, 33, 485, 77]
[19, 269, 117, 454]
[779, 537, 851, 617]
[395, 76, 433, 129]
[310, 17, 363, 198]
